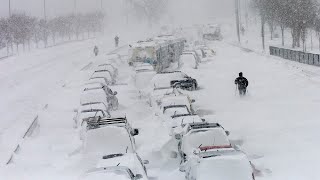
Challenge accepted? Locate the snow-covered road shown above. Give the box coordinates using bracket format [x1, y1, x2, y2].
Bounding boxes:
[1, 37, 320, 180]
[185, 42, 320, 180]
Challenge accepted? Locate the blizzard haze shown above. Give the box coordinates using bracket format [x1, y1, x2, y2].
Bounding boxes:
[0, 0, 234, 26]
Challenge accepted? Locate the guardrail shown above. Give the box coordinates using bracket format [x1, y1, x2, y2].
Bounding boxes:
[6, 115, 39, 165]
[269, 46, 320, 66]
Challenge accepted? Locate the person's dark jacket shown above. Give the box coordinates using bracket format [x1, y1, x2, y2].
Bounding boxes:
[235, 76, 249, 89]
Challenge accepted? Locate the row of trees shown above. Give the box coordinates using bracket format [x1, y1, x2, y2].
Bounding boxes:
[0, 12, 104, 54]
[251, 0, 320, 51]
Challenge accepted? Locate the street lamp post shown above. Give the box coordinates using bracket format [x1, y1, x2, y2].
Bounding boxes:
[44, 0, 47, 21]
[9, 0, 11, 16]
[235, 0, 241, 43]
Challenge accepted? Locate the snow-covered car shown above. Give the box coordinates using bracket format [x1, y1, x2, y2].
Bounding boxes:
[83, 83, 119, 110]
[163, 105, 191, 118]
[74, 102, 110, 129]
[180, 52, 199, 69]
[174, 122, 231, 163]
[83, 117, 139, 156]
[91, 71, 114, 85]
[151, 71, 198, 91]
[182, 51, 201, 63]
[88, 77, 109, 87]
[97, 64, 119, 79]
[80, 166, 144, 180]
[80, 88, 108, 108]
[169, 114, 205, 135]
[202, 47, 216, 58]
[93, 70, 116, 84]
[159, 94, 196, 114]
[180, 147, 255, 180]
[96, 153, 149, 180]
[134, 63, 156, 90]
[147, 87, 182, 107]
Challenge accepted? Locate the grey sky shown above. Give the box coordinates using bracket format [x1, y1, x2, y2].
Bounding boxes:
[0, 0, 234, 23]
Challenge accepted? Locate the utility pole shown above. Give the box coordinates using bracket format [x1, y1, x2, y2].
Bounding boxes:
[235, 0, 241, 43]
[9, 0, 11, 16]
[43, 0, 47, 21]
[74, 0, 77, 14]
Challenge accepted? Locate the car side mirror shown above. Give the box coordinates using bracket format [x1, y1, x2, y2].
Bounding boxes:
[225, 131, 230, 136]
[134, 174, 143, 179]
[143, 160, 149, 165]
[133, 129, 139, 136]
[113, 91, 118, 95]
[175, 134, 182, 140]
[191, 99, 196, 103]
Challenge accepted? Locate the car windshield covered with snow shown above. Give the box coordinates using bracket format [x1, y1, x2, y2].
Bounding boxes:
[160, 95, 194, 113]
[163, 105, 191, 117]
[96, 153, 148, 180]
[179, 123, 231, 159]
[183, 149, 254, 180]
[84, 126, 135, 155]
[80, 89, 108, 106]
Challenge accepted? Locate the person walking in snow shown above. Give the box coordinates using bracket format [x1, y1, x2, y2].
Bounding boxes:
[94, 46, 99, 56]
[235, 72, 249, 96]
[115, 36, 119, 47]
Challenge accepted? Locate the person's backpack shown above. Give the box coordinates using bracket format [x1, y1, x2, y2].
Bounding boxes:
[238, 78, 247, 88]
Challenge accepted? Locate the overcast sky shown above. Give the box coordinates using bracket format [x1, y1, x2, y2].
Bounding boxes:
[0, 0, 234, 24]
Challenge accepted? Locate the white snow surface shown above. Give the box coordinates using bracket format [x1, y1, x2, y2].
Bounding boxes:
[1, 28, 320, 180]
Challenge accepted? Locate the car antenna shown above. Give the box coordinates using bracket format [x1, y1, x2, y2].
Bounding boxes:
[116, 163, 120, 166]
[181, 118, 185, 126]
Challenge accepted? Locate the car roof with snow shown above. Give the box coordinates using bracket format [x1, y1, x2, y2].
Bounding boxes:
[96, 65, 116, 73]
[84, 126, 134, 155]
[88, 77, 108, 86]
[86, 117, 129, 130]
[92, 72, 112, 80]
[80, 89, 108, 105]
[151, 71, 188, 88]
[196, 150, 253, 180]
[160, 95, 191, 108]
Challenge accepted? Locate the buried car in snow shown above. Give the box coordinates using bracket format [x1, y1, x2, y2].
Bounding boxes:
[73, 102, 110, 129]
[95, 153, 149, 180]
[97, 63, 119, 79]
[83, 117, 139, 155]
[173, 122, 231, 163]
[168, 114, 205, 135]
[80, 166, 144, 180]
[152, 71, 198, 91]
[180, 147, 256, 180]
[159, 94, 196, 114]
[83, 83, 119, 110]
